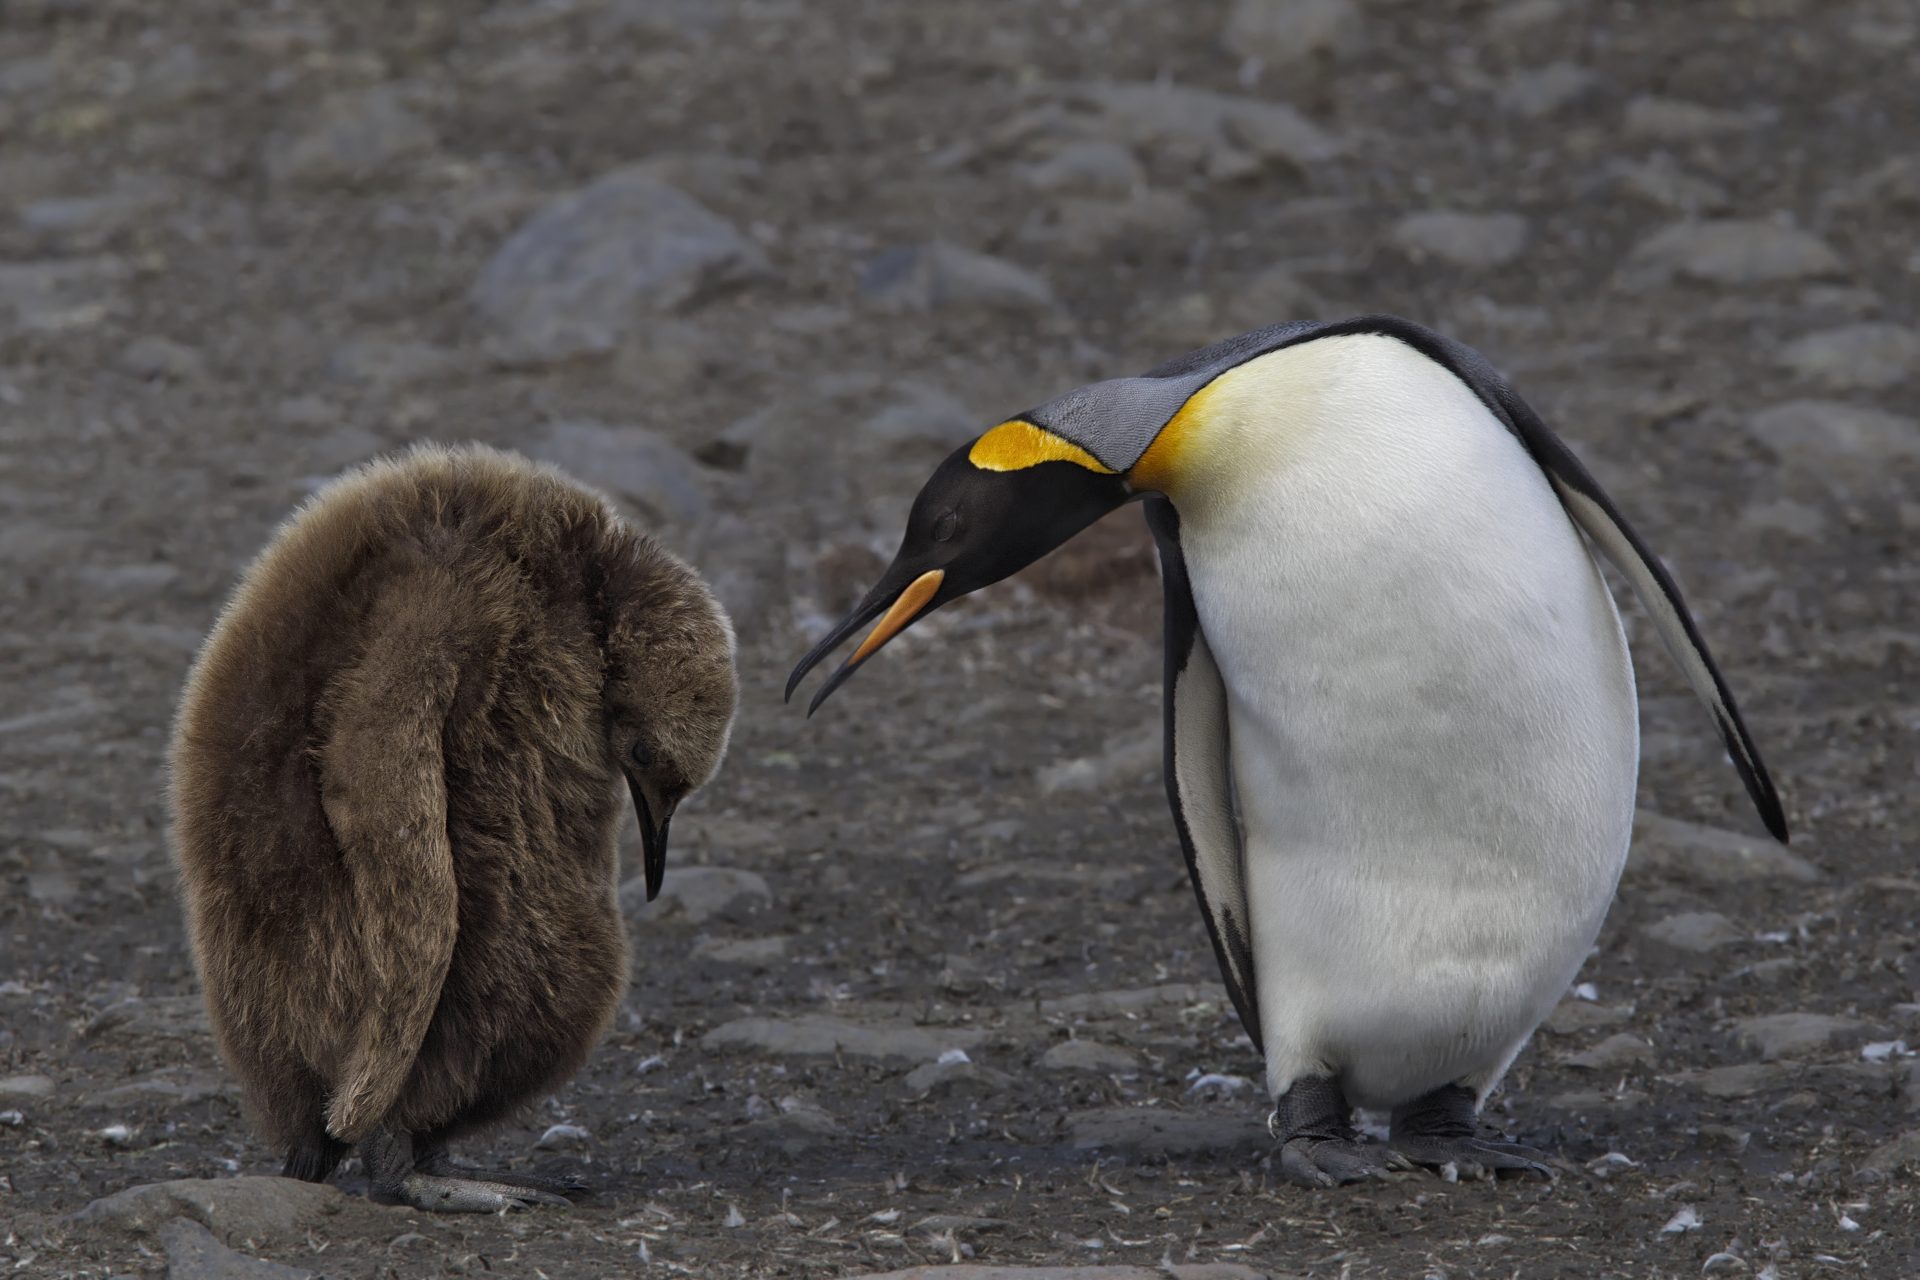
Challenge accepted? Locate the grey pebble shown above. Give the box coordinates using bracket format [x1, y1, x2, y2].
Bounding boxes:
[1391, 211, 1530, 268]
[1561, 1032, 1656, 1071]
[1498, 63, 1598, 118]
[1221, 0, 1365, 72]
[1775, 323, 1919, 390]
[1732, 1012, 1873, 1061]
[1069, 1106, 1268, 1158]
[861, 241, 1057, 315]
[1626, 810, 1823, 886]
[1038, 1039, 1141, 1074]
[622, 865, 769, 924]
[529, 419, 719, 529]
[702, 1013, 985, 1063]
[1642, 910, 1742, 953]
[120, 336, 206, 382]
[1624, 219, 1843, 286]
[267, 86, 436, 189]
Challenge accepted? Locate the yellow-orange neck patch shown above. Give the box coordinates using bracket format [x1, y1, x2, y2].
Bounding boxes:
[968, 420, 1115, 475]
[1128, 379, 1220, 493]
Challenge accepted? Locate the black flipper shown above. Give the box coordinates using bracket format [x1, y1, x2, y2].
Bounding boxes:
[1144, 497, 1264, 1049]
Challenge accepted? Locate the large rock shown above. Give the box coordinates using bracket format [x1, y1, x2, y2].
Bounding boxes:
[1732, 1013, 1872, 1061]
[860, 241, 1056, 314]
[623, 865, 769, 924]
[1747, 401, 1920, 471]
[1775, 324, 1919, 391]
[471, 170, 766, 364]
[158, 1217, 316, 1280]
[1069, 1106, 1268, 1158]
[701, 1014, 986, 1063]
[71, 1177, 348, 1246]
[1390, 211, 1529, 268]
[1221, 0, 1365, 71]
[1625, 812, 1821, 886]
[1624, 219, 1843, 286]
[266, 86, 436, 189]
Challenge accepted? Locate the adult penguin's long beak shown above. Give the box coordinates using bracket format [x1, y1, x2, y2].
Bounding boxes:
[785, 567, 946, 717]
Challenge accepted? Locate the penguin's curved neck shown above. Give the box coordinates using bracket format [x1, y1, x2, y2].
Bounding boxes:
[1126, 339, 1356, 509]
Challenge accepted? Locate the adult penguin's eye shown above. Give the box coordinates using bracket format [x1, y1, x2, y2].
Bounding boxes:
[630, 740, 656, 771]
[931, 509, 961, 543]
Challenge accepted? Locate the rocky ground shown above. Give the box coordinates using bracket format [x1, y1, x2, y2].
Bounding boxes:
[3, 0, 1919, 1276]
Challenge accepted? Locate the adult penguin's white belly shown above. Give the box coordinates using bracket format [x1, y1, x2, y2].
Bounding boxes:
[1171, 335, 1640, 1109]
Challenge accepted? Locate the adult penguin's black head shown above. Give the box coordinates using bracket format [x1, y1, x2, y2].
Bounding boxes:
[786, 420, 1132, 714]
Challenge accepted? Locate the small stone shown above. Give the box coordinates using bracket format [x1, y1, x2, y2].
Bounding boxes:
[0, 1074, 54, 1102]
[16, 178, 176, 247]
[1614, 159, 1730, 215]
[701, 1014, 986, 1063]
[1623, 96, 1764, 140]
[326, 336, 460, 389]
[1220, 264, 1324, 330]
[1221, 0, 1365, 72]
[692, 935, 790, 966]
[1543, 1000, 1632, 1034]
[1039, 1040, 1141, 1074]
[1069, 1106, 1268, 1158]
[1015, 140, 1144, 199]
[70, 1177, 346, 1245]
[860, 241, 1056, 315]
[1498, 63, 1598, 118]
[1037, 730, 1159, 794]
[534, 1123, 590, 1151]
[267, 86, 436, 189]
[742, 1098, 843, 1156]
[83, 996, 213, 1047]
[1070, 82, 1342, 176]
[900, 1057, 1013, 1097]
[1747, 401, 1920, 470]
[158, 1217, 316, 1280]
[1732, 1013, 1872, 1061]
[1627, 811, 1822, 886]
[119, 335, 206, 382]
[1739, 498, 1827, 540]
[1643, 911, 1742, 953]
[471, 169, 767, 364]
[622, 865, 769, 924]
[1776, 323, 1920, 390]
[1562, 1033, 1656, 1071]
[847, 1268, 1266, 1280]
[529, 420, 717, 528]
[1390, 211, 1530, 268]
[1664, 1062, 1794, 1098]
[0, 256, 129, 334]
[1825, 155, 1920, 213]
[1624, 219, 1844, 286]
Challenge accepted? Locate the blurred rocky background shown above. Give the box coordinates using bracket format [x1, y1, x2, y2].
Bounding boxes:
[2, 0, 1916, 1275]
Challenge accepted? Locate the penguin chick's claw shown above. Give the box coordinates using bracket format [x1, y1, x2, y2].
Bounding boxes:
[1387, 1083, 1556, 1181]
[414, 1151, 590, 1200]
[383, 1173, 574, 1213]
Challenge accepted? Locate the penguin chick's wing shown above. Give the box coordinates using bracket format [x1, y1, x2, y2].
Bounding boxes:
[1145, 497, 1263, 1049]
[316, 573, 463, 1144]
[1368, 320, 1788, 842]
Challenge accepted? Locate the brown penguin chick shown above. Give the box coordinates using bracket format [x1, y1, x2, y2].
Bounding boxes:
[169, 443, 737, 1212]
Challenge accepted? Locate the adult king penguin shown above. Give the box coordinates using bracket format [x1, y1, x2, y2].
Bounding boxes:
[787, 317, 1787, 1185]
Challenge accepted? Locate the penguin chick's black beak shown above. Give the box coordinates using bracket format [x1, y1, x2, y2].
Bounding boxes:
[626, 773, 675, 902]
[787, 436, 1133, 715]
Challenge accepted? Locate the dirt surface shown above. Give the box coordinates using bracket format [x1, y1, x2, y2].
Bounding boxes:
[4, 0, 1919, 1276]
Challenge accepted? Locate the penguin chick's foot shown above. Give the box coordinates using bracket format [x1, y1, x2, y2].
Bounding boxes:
[413, 1137, 591, 1201]
[1388, 1084, 1555, 1181]
[361, 1125, 572, 1213]
[1271, 1075, 1412, 1187]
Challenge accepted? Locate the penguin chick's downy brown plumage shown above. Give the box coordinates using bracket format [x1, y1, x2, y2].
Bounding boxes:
[170, 443, 737, 1213]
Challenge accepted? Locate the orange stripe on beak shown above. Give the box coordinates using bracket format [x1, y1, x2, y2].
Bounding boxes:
[849, 568, 945, 664]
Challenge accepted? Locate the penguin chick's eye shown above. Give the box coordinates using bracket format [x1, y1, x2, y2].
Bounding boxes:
[931, 509, 961, 543]
[630, 740, 656, 771]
